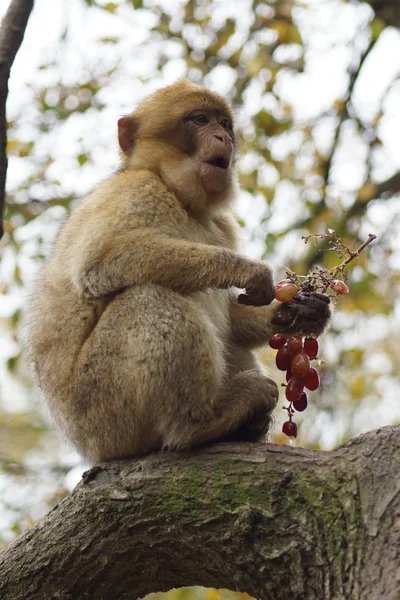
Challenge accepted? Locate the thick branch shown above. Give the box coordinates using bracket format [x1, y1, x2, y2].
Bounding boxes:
[1, 425, 400, 599]
[349, 170, 400, 217]
[363, 1, 400, 28]
[0, 0, 34, 240]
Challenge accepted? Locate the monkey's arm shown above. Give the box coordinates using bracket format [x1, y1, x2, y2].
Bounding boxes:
[74, 229, 274, 301]
[230, 293, 331, 348]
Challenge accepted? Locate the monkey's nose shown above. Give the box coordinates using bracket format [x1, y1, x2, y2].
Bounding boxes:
[213, 131, 231, 146]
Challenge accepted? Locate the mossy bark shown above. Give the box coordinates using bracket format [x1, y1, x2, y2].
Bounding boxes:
[1, 425, 400, 600]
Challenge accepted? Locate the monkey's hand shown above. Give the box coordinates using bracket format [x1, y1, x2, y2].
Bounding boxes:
[271, 292, 331, 337]
[238, 264, 275, 306]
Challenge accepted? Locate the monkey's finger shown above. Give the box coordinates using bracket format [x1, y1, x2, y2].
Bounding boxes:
[272, 307, 296, 325]
[291, 292, 331, 304]
[291, 296, 311, 305]
[238, 293, 253, 305]
[238, 293, 266, 306]
[271, 314, 288, 326]
[309, 292, 331, 304]
[292, 293, 330, 305]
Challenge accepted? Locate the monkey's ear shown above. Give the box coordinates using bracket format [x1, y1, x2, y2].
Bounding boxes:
[118, 116, 137, 156]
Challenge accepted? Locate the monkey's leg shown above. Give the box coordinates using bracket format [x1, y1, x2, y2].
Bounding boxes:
[163, 367, 279, 449]
[72, 286, 277, 462]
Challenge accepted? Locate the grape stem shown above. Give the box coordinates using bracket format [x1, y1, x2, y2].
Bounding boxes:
[329, 233, 377, 275]
[286, 232, 377, 294]
[317, 233, 376, 292]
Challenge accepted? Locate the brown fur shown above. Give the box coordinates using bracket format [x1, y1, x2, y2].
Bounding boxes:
[28, 80, 329, 464]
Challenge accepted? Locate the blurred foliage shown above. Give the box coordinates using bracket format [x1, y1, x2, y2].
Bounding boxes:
[1, 0, 400, 551]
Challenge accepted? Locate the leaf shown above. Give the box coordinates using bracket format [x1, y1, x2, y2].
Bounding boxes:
[287, 24, 302, 45]
[349, 376, 366, 401]
[370, 18, 386, 41]
[10, 309, 22, 327]
[6, 355, 19, 372]
[77, 153, 89, 167]
[269, 19, 301, 44]
[104, 2, 118, 13]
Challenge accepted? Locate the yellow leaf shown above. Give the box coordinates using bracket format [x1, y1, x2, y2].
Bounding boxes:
[370, 18, 386, 41]
[333, 99, 346, 113]
[349, 376, 365, 401]
[270, 19, 289, 43]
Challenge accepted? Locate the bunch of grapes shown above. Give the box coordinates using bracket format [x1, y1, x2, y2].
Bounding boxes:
[270, 232, 377, 440]
[272, 277, 348, 439]
[269, 331, 320, 439]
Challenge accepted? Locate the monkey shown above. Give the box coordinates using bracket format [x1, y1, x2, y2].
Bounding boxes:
[27, 80, 331, 464]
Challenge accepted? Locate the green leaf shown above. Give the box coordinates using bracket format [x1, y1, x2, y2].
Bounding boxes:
[370, 18, 386, 41]
[77, 153, 89, 167]
[7, 355, 18, 372]
[104, 2, 118, 13]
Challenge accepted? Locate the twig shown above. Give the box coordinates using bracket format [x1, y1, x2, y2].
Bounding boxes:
[286, 232, 377, 294]
[330, 233, 377, 277]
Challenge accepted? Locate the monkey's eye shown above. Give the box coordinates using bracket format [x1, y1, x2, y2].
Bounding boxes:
[220, 118, 231, 130]
[192, 113, 208, 125]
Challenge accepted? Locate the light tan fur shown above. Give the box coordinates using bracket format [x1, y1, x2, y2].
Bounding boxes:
[28, 81, 325, 464]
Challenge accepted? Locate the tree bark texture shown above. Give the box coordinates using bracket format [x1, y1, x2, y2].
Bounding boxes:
[364, 1, 400, 27]
[0, 0, 34, 240]
[1, 425, 400, 600]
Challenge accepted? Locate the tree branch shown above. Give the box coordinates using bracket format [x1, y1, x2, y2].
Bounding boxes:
[349, 170, 400, 218]
[1, 425, 400, 599]
[0, 0, 34, 240]
[363, 1, 400, 28]
[281, 39, 379, 241]
[322, 39, 376, 192]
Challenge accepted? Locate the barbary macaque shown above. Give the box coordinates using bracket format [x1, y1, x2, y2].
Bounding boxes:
[28, 80, 330, 464]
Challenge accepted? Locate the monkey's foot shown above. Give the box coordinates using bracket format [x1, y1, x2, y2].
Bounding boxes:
[223, 404, 273, 443]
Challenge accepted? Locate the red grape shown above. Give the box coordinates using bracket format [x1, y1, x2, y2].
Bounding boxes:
[291, 353, 311, 378]
[286, 368, 293, 382]
[287, 336, 303, 354]
[276, 346, 292, 371]
[282, 420, 297, 438]
[285, 378, 304, 402]
[304, 367, 320, 391]
[269, 333, 287, 350]
[275, 284, 298, 303]
[330, 280, 349, 295]
[293, 392, 308, 412]
[275, 279, 291, 289]
[304, 337, 318, 359]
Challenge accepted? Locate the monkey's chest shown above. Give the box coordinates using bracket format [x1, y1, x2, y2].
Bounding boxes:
[190, 289, 231, 343]
[185, 221, 235, 342]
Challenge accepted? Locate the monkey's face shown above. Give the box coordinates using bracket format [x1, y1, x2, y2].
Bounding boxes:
[118, 81, 238, 210]
[187, 108, 235, 194]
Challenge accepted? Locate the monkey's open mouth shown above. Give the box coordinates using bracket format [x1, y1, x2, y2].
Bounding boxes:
[208, 156, 229, 169]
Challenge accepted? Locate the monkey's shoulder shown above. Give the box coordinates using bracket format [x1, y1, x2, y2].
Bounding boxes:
[73, 169, 187, 230]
